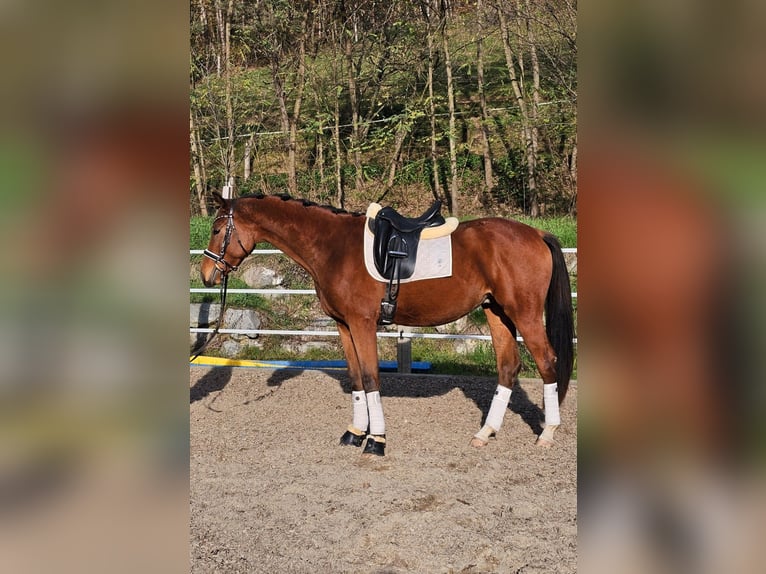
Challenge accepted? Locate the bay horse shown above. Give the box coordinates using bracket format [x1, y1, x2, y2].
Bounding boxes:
[199, 192, 574, 456]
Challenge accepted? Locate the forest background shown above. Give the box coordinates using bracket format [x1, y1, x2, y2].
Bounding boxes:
[190, 0, 577, 218]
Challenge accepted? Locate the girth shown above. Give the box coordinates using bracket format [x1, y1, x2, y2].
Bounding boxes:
[369, 200, 446, 325]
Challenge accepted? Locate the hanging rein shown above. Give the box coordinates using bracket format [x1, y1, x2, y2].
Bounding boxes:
[190, 205, 248, 361]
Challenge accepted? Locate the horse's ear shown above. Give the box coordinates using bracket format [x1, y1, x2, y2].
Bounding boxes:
[211, 191, 228, 209]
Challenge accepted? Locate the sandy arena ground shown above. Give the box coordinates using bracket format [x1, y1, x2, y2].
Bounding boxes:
[190, 367, 576, 573]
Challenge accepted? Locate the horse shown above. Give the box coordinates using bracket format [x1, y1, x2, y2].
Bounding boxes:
[199, 192, 574, 456]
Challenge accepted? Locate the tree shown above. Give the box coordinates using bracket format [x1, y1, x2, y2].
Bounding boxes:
[190, 107, 209, 215]
[496, 1, 539, 216]
[262, 2, 310, 196]
[441, 2, 460, 216]
[419, 0, 442, 202]
[189, 0, 578, 216]
[476, 0, 494, 197]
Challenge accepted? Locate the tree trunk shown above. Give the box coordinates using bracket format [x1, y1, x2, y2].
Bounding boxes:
[190, 108, 209, 216]
[287, 28, 307, 197]
[569, 135, 577, 214]
[243, 134, 253, 181]
[217, 0, 236, 197]
[442, 14, 459, 217]
[525, 0, 541, 216]
[316, 118, 325, 189]
[273, 67, 291, 183]
[333, 95, 344, 209]
[426, 7, 441, 201]
[344, 31, 363, 191]
[384, 120, 408, 192]
[197, 0, 208, 28]
[497, 6, 537, 216]
[476, 0, 493, 198]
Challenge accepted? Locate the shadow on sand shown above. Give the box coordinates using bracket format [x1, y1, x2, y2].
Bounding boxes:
[190, 364, 544, 436]
[190, 366, 234, 404]
[262, 367, 545, 437]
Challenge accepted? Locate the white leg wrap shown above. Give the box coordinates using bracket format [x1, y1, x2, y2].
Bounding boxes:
[473, 425, 494, 443]
[543, 383, 561, 426]
[351, 390, 368, 432]
[366, 391, 385, 436]
[484, 385, 513, 433]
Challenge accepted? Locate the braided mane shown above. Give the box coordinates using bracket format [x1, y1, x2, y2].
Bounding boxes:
[239, 193, 364, 217]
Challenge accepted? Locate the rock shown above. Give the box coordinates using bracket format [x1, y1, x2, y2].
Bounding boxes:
[190, 304, 261, 340]
[219, 337, 262, 358]
[190, 303, 222, 327]
[564, 252, 577, 275]
[223, 308, 261, 339]
[239, 263, 283, 289]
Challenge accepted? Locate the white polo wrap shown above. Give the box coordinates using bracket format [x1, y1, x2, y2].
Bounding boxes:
[366, 391, 385, 436]
[543, 383, 560, 426]
[352, 390, 368, 432]
[485, 385, 513, 433]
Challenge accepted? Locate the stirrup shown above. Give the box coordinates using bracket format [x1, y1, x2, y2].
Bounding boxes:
[379, 299, 397, 325]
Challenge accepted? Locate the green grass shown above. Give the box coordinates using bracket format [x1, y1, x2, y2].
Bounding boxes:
[516, 215, 577, 248]
[190, 216, 214, 249]
[189, 275, 269, 308]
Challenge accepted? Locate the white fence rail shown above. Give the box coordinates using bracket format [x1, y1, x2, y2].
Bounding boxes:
[190, 248, 577, 344]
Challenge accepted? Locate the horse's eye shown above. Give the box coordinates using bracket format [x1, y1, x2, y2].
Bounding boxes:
[212, 228, 221, 235]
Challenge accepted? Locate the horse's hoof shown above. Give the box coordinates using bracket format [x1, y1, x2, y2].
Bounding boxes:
[362, 435, 386, 456]
[469, 437, 489, 448]
[339, 429, 366, 447]
[536, 425, 557, 447]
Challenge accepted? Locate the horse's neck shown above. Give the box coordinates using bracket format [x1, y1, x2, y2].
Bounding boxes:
[246, 198, 352, 278]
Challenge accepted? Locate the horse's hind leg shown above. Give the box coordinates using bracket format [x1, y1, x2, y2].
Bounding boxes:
[514, 313, 561, 447]
[470, 302, 522, 448]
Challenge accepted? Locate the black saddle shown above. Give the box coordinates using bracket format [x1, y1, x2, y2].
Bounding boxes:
[369, 201, 445, 324]
[375, 201, 445, 234]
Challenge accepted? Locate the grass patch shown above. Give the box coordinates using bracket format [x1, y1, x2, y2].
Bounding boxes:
[515, 215, 577, 248]
[191, 216, 214, 249]
[190, 275, 270, 308]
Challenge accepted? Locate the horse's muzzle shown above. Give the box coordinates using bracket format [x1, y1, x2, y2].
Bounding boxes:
[201, 266, 221, 287]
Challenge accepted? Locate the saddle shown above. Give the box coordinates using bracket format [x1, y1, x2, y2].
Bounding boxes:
[367, 201, 457, 325]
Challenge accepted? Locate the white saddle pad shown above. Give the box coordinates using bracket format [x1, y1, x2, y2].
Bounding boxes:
[363, 223, 453, 283]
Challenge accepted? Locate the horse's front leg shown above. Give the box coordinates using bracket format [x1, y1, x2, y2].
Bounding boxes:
[337, 322, 368, 447]
[336, 321, 386, 456]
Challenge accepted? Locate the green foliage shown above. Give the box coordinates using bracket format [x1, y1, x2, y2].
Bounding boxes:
[190, 216, 214, 250]
[190, 2, 577, 217]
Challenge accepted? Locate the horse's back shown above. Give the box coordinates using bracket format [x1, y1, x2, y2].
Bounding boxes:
[452, 217, 553, 275]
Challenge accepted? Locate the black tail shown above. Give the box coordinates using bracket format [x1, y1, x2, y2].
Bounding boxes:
[542, 233, 574, 403]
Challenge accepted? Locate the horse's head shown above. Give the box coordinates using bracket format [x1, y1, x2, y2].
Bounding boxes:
[200, 192, 253, 287]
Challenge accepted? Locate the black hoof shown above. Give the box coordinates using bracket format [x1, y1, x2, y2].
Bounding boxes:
[362, 435, 386, 456]
[339, 429, 366, 447]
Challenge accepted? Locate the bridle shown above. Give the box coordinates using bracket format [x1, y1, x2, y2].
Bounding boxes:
[202, 205, 245, 279]
[191, 204, 250, 362]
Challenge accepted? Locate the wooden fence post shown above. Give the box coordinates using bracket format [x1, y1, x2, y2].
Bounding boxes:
[397, 335, 412, 374]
